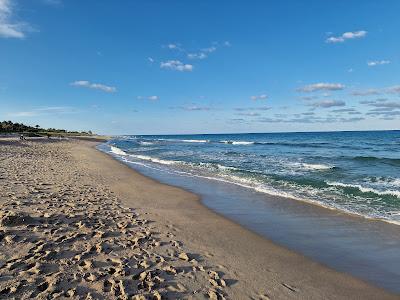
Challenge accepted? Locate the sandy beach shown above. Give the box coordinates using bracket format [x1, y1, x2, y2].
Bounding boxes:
[0, 138, 397, 299]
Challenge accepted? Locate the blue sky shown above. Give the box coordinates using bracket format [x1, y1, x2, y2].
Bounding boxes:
[1, 0, 399, 135]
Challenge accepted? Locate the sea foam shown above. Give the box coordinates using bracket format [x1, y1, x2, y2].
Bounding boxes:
[111, 146, 127, 156]
[327, 181, 400, 198]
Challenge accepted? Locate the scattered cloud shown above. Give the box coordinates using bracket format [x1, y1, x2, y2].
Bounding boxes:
[187, 46, 216, 60]
[359, 98, 400, 120]
[161, 41, 231, 65]
[367, 60, 390, 67]
[250, 94, 268, 101]
[228, 118, 247, 123]
[235, 112, 261, 117]
[350, 85, 400, 97]
[301, 112, 315, 116]
[137, 95, 159, 101]
[202, 46, 217, 53]
[187, 52, 207, 60]
[0, 0, 31, 39]
[298, 83, 345, 93]
[148, 57, 154, 63]
[366, 110, 400, 118]
[171, 105, 211, 111]
[186, 42, 230, 60]
[8, 106, 77, 117]
[360, 99, 400, 109]
[309, 100, 346, 108]
[234, 107, 270, 111]
[256, 115, 364, 124]
[160, 60, 193, 72]
[351, 89, 381, 96]
[387, 85, 400, 94]
[70, 80, 116, 93]
[164, 43, 184, 51]
[300, 96, 318, 101]
[326, 30, 367, 43]
[331, 108, 362, 115]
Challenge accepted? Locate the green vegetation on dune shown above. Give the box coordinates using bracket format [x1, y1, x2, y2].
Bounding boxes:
[0, 120, 92, 136]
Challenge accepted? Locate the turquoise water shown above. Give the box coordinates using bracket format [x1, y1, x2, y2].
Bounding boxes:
[108, 130, 400, 224]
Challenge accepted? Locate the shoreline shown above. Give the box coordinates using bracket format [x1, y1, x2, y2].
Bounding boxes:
[89, 140, 398, 298]
[106, 142, 400, 227]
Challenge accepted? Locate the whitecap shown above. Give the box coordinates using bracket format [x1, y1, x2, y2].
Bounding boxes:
[300, 163, 334, 171]
[327, 181, 400, 198]
[129, 154, 178, 165]
[221, 140, 254, 145]
[110, 146, 127, 156]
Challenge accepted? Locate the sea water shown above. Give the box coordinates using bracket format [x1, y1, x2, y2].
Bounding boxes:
[98, 130, 400, 292]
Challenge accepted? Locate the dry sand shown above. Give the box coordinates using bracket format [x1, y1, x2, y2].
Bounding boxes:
[0, 138, 397, 299]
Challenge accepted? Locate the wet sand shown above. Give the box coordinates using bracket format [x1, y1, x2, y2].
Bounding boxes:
[0, 137, 397, 299]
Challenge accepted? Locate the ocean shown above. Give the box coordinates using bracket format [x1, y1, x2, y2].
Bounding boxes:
[98, 130, 400, 292]
[105, 130, 400, 224]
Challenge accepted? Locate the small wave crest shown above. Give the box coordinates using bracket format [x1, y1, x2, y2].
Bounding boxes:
[129, 154, 177, 165]
[151, 138, 210, 144]
[182, 139, 209, 143]
[110, 146, 127, 156]
[327, 181, 400, 198]
[221, 140, 254, 145]
[299, 163, 335, 171]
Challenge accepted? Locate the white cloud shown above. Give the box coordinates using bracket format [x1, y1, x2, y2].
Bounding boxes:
[160, 60, 193, 72]
[350, 85, 400, 96]
[300, 96, 318, 101]
[361, 99, 400, 109]
[70, 80, 116, 93]
[8, 106, 76, 117]
[164, 43, 184, 52]
[298, 83, 345, 92]
[351, 89, 381, 96]
[326, 30, 367, 43]
[256, 115, 363, 124]
[202, 46, 217, 53]
[236, 112, 261, 117]
[367, 60, 390, 67]
[235, 107, 270, 111]
[331, 108, 360, 114]
[250, 94, 268, 101]
[183, 105, 210, 111]
[9, 111, 37, 117]
[137, 95, 159, 101]
[187, 45, 218, 60]
[309, 100, 346, 108]
[187, 52, 207, 60]
[170, 105, 211, 111]
[387, 85, 400, 94]
[223, 41, 231, 47]
[0, 0, 30, 39]
[167, 43, 179, 49]
[148, 95, 158, 101]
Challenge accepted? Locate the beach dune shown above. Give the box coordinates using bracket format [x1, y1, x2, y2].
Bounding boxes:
[0, 138, 396, 299]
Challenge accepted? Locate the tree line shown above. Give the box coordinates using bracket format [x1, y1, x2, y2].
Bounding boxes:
[0, 120, 92, 135]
